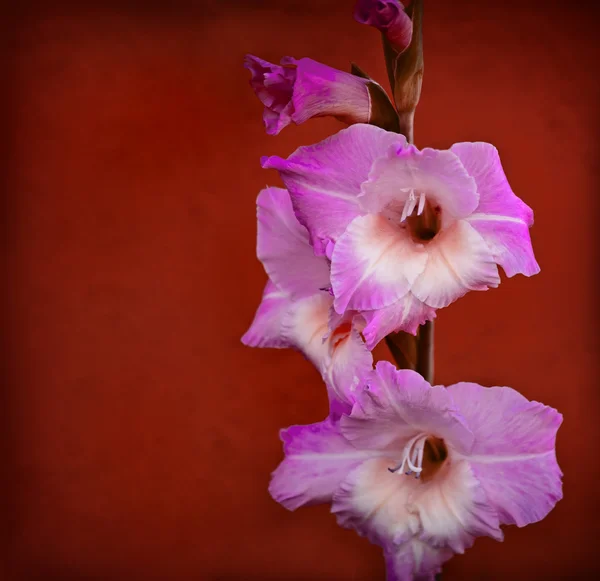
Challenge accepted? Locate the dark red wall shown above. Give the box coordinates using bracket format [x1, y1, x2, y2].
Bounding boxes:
[2, 1, 598, 579]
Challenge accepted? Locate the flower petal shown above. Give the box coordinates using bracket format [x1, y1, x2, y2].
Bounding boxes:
[330, 214, 428, 313]
[450, 142, 533, 224]
[354, 0, 413, 53]
[243, 54, 295, 135]
[269, 416, 376, 510]
[466, 219, 540, 278]
[411, 459, 502, 553]
[332, 456, 500, 558]
[241, 280, 292, 348]
[282, 293, 372, 407]
[257, 187, 330, 299]
[447, 382, 563, 527]
[332, 457, 421, 546]
[360, 145, 479, 224]
[451, 142, 540, 277]
[410, 220, 500, 309]
[285, 57, 371, 125]
[384, 540, 453, 581]
[281, 292, 331, 364]
[262, 124, 404, 254]
[325, 326, 374, 406]
[361, 292, 436, 349]
[341, 362, 474, 455]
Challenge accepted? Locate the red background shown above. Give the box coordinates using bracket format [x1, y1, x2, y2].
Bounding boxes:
[2, 1, 599, 579]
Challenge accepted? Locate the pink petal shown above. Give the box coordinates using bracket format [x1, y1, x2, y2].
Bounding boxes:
[384, 540, 453, 581]
[411, 459, 502, 553]
[410, 220, 500, 309]
[262, 124, 404, 255]
[450, 142, 533, 224]
[325, 326, 374, 406]
[243, 54, 295, 135]
[269, 416, 377, 510]
[281, 292, 332, 366]
[341, 362, 474, 455]
[447, 382, 563, 527]
[360, 145, 479, 224]
[257, 187, 330, 299]
[361, 292, 436, 349]
[332, 457, 420, 546]
[467, 219, 540, 277]
[283, 293, 373, 407]
[451, 142, 540, 277]
[332, 457, 500, 560]
[241, 280, 292, 348]
[330, 214, 428, 313]
[354, 0, 413, 53]
[285, 57, 371, 125]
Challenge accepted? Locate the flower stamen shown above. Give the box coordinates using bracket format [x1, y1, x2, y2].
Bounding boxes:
[388, 434, 448, 481]
[400, 189, 417, 222]
[417, 192, 426, 216]
[388, 433, 427, 478]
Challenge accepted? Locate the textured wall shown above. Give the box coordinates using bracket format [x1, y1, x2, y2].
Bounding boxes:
[1, 1, 599, 579]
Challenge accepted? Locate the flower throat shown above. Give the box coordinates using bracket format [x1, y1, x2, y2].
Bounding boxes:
[388, 434, 448, 482]
[399, 190, 441, 243]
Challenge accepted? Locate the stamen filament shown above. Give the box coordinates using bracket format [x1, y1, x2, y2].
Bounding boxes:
[400, 189, 417, 222]
[388, 433, 427, 478]
[417, 192, 426, 215]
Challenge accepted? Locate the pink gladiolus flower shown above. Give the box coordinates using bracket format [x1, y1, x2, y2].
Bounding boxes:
[244, 55, 373, 135]
[354, 0, 413, 53]
[262, 124, 540, 347]
[270, 361, 563, 581]
[242, 187, 373, 406]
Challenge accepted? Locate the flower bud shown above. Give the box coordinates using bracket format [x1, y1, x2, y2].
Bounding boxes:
[354, 0, 412, 53]
[244, 55, 374, 135]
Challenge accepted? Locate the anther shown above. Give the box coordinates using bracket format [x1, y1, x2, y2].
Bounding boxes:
[400, 190, 417, 223]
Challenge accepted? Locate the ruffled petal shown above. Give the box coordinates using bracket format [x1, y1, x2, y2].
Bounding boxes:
[330, 214, 428, 313]
[269, 416, 377, 510]
[361, 292, 436, 349]
[384, 540, 453, 581]
[450, 142, 534, 224]
[332, 457, 500, 562]
[243, 54, 295, 135]
[360, 145, 478, 224]
[241, 280, 292, 348]
[451, 142, 540, 277]
[447, 382, 563, 527]
[410, 220, 500, 309]
[257, 187, 330, 299]
[466, 219, 540, 278]
[341, 362, 474, 455]
[411, 459, 502, 553]
[332, 457, 420, 546]
[262, 124, 404, 254]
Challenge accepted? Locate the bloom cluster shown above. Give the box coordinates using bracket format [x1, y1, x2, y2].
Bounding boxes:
[242, 2, 562, 579]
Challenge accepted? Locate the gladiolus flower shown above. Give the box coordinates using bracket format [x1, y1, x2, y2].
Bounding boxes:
[262, 124, 540, 346]
[270, 361, 563, 580]
[244, 55, 376, 135]
[242, 187, 373, 406]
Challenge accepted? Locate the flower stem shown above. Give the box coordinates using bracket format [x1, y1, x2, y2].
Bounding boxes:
[384, 0, 435, 385]
[416, 320, 434, 383]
